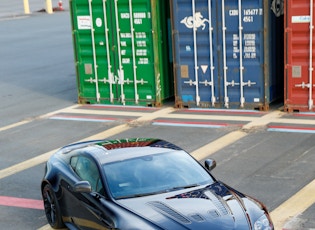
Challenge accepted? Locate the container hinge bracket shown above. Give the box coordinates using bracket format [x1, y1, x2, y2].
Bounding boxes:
[184, 80, 197, 86]
[99, 75, 116, 85]
[135, 79, 148, 85]
[226, 80, 240, 87]
[242, 80, 256, 87]
[294, 82, 315, 89]
[85, 77, 97, 84]
[117, 77, 133, 85]
[199, 80, 213, 86]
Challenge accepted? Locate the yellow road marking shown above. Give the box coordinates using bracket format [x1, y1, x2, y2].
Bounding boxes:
[270, 179, 315, 230]
[0, 105, 80, 133]
[191, 130, 247, 160]
[0, 120, 31, 132]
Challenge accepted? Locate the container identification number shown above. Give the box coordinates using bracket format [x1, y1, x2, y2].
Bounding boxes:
[229, 8, 263, 23]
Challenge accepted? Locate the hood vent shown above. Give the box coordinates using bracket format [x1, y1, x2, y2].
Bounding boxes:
[189, 213, 205, 222]
[208, 209, 220, 218]
[204, 190, 229, 216]
[147, 201, 191, 224]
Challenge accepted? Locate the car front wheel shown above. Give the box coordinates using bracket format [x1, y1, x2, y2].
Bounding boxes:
[42, 184, 64, 229]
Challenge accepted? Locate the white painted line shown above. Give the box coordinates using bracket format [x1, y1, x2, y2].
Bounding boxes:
[152, 122, 225, 128]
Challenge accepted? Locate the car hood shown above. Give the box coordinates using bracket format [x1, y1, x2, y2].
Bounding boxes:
[116, 181, 264, 230]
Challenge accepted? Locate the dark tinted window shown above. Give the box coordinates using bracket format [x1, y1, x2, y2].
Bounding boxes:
[71, 156, 104, 194]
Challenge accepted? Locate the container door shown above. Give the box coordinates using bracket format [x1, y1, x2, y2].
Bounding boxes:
[70, 0, 118, 104]
[220, 0, 264, 108]
[284, 0, 315, 111]
[173, 0, 220, 107]
[173, 0, 276, 109]
[112, 0, 156, 105]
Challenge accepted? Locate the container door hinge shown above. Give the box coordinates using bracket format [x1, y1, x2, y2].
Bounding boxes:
[199, 80, 213, 86]
[85, 77, 97, 83]
[294, 82, 315, 89]
[242, 80, 256, 87]
[184, 80, 197, 86]
[226, 80, 240, 87]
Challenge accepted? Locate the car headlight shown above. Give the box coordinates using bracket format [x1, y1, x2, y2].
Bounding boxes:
[254, 214, 273, 230]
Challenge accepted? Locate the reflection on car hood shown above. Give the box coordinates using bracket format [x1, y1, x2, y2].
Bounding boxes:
[116, 182, 262, 230]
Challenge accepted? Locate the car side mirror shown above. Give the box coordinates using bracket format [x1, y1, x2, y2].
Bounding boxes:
[73, 181, 92, 193]
[205, 159, 216, 171]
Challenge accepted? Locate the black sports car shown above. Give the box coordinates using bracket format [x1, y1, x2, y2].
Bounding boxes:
[41, 138, 273, 230]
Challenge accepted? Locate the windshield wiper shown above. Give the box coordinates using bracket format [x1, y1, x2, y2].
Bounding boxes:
[116, 191, 162, 199]
[115, 184, 201, 199]
[167, 184, 200, 191]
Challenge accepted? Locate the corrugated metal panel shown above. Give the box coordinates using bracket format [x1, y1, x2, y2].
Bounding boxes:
[284, 0, 315, 112]
[171, 0, 283, 110]
[69, 0, 173, 106]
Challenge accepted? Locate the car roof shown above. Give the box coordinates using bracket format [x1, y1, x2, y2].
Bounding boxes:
[60, 138, 184, 164]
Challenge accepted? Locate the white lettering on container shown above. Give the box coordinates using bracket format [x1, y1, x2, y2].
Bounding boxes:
[121, 13, 130, 19]
[122, 58, 130, 64]
[134, 19, 142, 24]
[136, 41, 146, 47]
[243, 33, 256, 59]
[136, 49, 147, 56]
[133, 12, 146, 18]
[135, 32, 146, 38]
[121, 33, 132, 38]
[138, 58, 149, 64]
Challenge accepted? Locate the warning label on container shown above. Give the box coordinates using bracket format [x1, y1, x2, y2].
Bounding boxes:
[77, 16, 91, 30]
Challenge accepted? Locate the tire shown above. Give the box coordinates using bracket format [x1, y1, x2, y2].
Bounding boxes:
[42, 184, 65, 229]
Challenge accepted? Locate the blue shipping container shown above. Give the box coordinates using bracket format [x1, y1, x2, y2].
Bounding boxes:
[171, 0, 283, 110]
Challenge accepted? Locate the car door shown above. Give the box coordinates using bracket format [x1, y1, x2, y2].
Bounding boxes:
[66, 155, 113, 230]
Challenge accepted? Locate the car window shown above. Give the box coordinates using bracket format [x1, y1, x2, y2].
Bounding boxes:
[103, 150, 214, 199]
[71, 156, 104, 194]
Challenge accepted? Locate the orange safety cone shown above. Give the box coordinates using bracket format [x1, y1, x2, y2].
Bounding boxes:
[53, 0, 64, 12]
[58, 0, 64, 11]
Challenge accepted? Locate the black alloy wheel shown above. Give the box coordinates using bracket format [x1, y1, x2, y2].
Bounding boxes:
[42, 184, 64, 229]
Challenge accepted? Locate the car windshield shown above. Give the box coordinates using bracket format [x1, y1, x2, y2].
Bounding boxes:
[103, 150, 214, 199]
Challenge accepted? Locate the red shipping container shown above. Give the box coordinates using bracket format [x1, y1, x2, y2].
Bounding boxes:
[284, 0, 315, 112]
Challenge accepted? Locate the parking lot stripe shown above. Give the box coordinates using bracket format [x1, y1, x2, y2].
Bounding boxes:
[0, 150, 56, 180]
[270, 179, 315, 230]
[0, 105, 79, 133]
[0, 196, 43, 210]
[191, 130, 247, 160]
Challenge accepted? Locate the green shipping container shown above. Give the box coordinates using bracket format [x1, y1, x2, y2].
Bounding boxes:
[69, 0, 173, 106]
